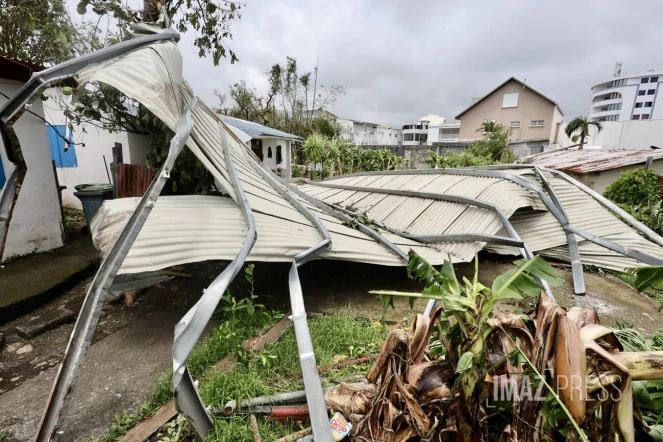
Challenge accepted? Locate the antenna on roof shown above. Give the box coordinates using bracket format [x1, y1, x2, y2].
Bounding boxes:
[614, 62, 622, 77]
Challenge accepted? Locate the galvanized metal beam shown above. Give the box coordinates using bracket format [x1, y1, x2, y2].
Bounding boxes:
[34, 98, 197, 442]
[172, 122, 257, 439]
[533, 167, 585, 295]
[317, 168, 663, 280]
[547, 168, 663, 248]
[307, 181, 553, 301]
[240, 142, 333, 442]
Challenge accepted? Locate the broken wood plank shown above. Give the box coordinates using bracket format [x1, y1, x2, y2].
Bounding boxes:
[120, 400, 177, 442]
[15, 308, 76, 339]
[160, 270, 193, 278]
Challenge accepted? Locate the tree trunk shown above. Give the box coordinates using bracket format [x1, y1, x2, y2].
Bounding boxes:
[143, 0, 159, 22]
[579, 134, 585, 150]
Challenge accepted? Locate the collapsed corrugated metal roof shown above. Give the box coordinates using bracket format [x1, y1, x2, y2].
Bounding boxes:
[297, 168, 663, 273]
[519, 147, 663, 173]
[5, 25, 663, 442]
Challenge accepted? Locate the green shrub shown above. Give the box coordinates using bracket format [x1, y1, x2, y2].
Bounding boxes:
[604, 168, 663, 234]
[604, 168, 660, 206]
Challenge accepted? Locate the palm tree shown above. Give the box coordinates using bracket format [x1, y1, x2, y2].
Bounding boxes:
[565, 116, 603, 150]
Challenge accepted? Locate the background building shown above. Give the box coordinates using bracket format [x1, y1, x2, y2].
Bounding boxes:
[455, 77, 564, 154]
[589, 67, 662, 122]
[427, 120, 460, 145]
[402, 114, 445, 145]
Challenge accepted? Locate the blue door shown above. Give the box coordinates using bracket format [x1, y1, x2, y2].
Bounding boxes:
[47, 125, 77, 167]
[0, 154, 5, 188]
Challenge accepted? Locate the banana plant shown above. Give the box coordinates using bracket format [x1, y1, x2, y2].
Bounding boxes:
[371, 252, 563, 442]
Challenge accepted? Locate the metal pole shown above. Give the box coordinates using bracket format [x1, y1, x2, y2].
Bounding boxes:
[239, 140, 333, 442]
[172, 121, 257, 439]
[34, 99, 197, 442]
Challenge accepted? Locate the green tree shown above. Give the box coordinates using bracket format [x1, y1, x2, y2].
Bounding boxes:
[76, 0, 243, 65]
[302, 133, 325, 179]
[0, 0, 76, 65]
[565, 116, 603, 149]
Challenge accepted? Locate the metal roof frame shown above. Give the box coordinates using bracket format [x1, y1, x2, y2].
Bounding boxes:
[320, 166, 663, 288]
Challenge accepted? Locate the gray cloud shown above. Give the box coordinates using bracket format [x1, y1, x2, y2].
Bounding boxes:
[73, 0, 663, 128]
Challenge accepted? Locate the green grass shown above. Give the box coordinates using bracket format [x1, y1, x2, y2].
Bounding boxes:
[201, 313, 387, 442]
[92, 309, 280, 442]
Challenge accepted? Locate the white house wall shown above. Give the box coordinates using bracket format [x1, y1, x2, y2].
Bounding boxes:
[0, 80, 64, 259]
[568, 161, 663, 194]
[43, 92, 152, 209]
[553, 120, 663, 150]
[259, 137, 291, 178]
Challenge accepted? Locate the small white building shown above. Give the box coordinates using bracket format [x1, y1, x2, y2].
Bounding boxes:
[0, 57, 65, 260]
[589, 66, 663, 122]
[43, 90, 152, 209]
[427, 120, 461, 145]
[223, 116, 301, 178]
[402, 114, 445, 145]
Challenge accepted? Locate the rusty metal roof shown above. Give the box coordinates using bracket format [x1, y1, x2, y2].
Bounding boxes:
[519, 148, 663, 174]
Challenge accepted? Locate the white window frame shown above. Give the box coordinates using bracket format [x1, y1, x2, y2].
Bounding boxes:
[530, 120, 544, 127]
[509, 121, 520, 127]
[502, 93, 519, 108]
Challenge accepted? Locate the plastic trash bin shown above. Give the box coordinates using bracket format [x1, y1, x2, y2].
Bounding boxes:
[74, 183, 114, 225]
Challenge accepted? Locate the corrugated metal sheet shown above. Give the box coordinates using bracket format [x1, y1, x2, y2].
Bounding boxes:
[115, 163, 158, 198]
[77, 38, 663, 275]
[520, 147, 663, 173]
[80, 44, 466, 274]
[299, 167, 663, 272]
[223, 116, 302, 140]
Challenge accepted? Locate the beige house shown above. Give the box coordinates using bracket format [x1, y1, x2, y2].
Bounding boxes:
[455, 77, 564, 147]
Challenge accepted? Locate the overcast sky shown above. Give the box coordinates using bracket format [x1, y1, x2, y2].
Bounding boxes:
[76, 0, 663, 127]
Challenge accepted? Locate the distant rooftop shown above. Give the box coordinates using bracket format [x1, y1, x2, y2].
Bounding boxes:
[222, 116, 302, 141]
[519, 147, 663, 174]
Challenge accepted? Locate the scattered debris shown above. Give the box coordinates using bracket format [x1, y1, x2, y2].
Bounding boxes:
[15, 308, 76, 339]
[15, 344, 33, 355]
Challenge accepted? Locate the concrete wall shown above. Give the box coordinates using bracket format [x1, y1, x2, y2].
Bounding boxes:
[43, 92, 152, 208]
[458, 79, 557, 143]
[553, 119, 663, 150]
[568, 161, 663, 194]
[0, 80, 65, 260]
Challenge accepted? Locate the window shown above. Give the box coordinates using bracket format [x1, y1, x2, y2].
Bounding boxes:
[648, 89, 656, 95]
[47, 125, 77, 168]
[510, 121, 520, 127]
[642, 78, 649, 84]
[502, 93, 519, 108]
[636, 102, 643, 108]
[651, 77, 659, 83]
[642, 114, 650, 120]
[530, 120, 544, 127]
[639, 90, 647, 96]
[645, 101, 653, 107]
[633, 115, 641, 120]
[403, 133, 414, 141]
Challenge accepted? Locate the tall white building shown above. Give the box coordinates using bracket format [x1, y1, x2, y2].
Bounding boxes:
[589, 68, 662, 122]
